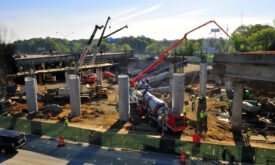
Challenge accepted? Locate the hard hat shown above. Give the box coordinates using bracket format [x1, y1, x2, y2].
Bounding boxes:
[248, 128, 251, 130]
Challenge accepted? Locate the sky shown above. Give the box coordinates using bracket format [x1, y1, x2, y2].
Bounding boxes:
[0, 0, 274, 41]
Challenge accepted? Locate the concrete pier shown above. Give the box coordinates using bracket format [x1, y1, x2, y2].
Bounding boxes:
[225, 79, 233, 99]
[68, 74, 82, 117]
[199, 63, 207, 97]
[96, 68, 103, 85]
[169, 63, 175, 104]
[232, 81, 244, 131]
[65, 67, 70, 86]
[118, 75, 130, 121]
[24, 77, 38, 112]
[172, 73, 185, 114]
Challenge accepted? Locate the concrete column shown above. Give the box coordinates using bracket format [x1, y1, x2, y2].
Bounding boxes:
[24, 77, 38, 112]
[225, 79, 233, 99]
[68, 74, 81, 117]
[169, 63, 175, 104]
[96, 67, 103, 85]
[172, 73, 185, 114]
[232, 81, 244, 131]
[169, 63, 175, 86]
[118, 75, 130, 121]
[65, 67, 70, 86]
[199, 63, 207, 97]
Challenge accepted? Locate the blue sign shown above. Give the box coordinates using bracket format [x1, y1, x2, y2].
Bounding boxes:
[106, 38, 117, 43]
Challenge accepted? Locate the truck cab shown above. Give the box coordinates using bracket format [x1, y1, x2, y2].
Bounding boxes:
[165, 111, 186, 132]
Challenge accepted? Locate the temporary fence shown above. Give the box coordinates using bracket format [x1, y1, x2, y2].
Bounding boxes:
[0, 116, 274, 164]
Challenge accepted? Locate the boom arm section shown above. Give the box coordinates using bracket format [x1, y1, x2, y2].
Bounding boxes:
[130, 20, 230, 87]
[73, 25, 103, 74]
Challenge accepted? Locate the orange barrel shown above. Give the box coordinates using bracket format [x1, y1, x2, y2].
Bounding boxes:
[197, 135, 201, 143]
[180, 152, 186, 164]
[58, 136, 65, 147]
[192, 134, 196, 142]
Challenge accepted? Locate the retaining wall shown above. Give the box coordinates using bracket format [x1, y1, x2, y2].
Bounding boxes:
[0, 116, 274, 164]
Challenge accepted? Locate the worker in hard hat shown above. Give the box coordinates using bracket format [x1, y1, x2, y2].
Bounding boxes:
[247, 128, 252, 142]
[184, 107, 187, 117]
[71, 60, 76, 67]
[191, 96, 195, 112]
[64, 117, 69, 126]
[19, 66, 24, 72]
[200, 111, 204, 122]
[186, 84, 193, 94]
[41, 63, 45, 69]
[58, 62, 62, 68]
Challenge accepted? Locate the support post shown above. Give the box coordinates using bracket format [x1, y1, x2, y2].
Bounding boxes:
[118, 75, 130, 121]
[96, 67, 103, 86]
[169, 63, 175, 105]
[232, 81, 244, 131]
[65, 67, 70, 86]
[197, 54, 207, 120]
[68, 74, 81, 117]
[24, 77, 38, 112]
[225, 79, 233, 99]
[172, 73, 185, 114]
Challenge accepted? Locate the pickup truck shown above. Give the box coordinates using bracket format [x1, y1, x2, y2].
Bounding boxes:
[0, 129, 26, 154]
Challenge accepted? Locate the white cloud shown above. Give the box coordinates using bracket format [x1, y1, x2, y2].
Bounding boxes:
[115, 2, 165, 24]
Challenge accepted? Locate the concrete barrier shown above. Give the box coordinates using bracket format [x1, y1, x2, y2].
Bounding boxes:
[0, 116, 274, 164]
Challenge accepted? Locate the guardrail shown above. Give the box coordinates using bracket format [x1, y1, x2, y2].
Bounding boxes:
[0, 116, 274, 164]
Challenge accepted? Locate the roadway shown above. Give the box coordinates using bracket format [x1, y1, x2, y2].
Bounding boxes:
[0, 134, 228, 165]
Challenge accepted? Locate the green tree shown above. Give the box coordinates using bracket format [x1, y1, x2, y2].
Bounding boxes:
[232, 24, 275, 52]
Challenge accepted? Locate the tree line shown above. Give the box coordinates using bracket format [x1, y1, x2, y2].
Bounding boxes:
[12, 22, 275, 57]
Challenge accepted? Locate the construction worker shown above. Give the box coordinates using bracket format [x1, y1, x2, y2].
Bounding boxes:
[71, 60, 76, 66]
[184, 107, 187, 116]
[186, 84, 193, 94]
[41, 63, 45, 69]
[19, 66, 24, 72]
[58, 62, 62, 68]
[191, 96, 195, 112]
[64, 117, 69, 126]
[200, 111, 204, 123]
[247, 128, 252, 142]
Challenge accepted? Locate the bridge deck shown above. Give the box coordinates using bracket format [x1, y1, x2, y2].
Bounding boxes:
[8, 63, 114, 77]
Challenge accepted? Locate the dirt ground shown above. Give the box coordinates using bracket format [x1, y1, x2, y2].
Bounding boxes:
[6, 64, 275, 149]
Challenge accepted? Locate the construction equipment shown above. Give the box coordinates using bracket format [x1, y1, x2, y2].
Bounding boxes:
[130, 20, 231, 87]
[83, 73, 97, 83]
[133, 91, 186, 132]
[83, 16, 127, 82]
[95, 84, 108, 98]
[73, 25, 103, 74]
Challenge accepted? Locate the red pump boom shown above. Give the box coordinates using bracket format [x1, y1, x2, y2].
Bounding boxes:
[130, 20, 231, 87]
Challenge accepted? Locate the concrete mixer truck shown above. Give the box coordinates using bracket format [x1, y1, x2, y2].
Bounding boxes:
[135, 92, 186, 133]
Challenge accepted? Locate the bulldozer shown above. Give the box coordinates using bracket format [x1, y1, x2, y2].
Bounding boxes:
[95, 81, 108, 98]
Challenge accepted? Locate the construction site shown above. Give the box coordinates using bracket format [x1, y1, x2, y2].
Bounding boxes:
[0, 17, 275, 164]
